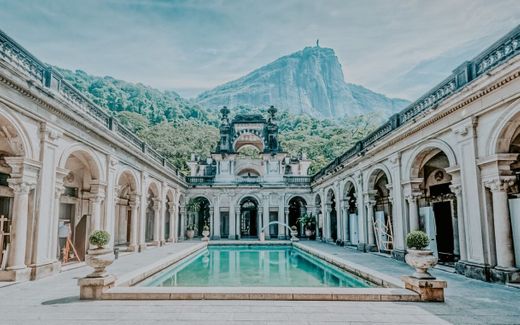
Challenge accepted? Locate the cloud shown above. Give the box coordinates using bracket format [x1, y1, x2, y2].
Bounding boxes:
[0, 0, 518, 99]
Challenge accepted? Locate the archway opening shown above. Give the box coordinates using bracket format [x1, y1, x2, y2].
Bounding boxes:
[288, 196, 308, 237]
[187, 197, 210, 237]
[240, 197, 258, 238]
[326, 189, 338, 242]
[370, 170, 393, 253]
[414, 150, 457, 265]
[59, 150, 102, 262]
[344, 182, 358, 245]
[114, 171, 137, 247]
[145, 185, 159, 243]
[314, 194, 322, 239]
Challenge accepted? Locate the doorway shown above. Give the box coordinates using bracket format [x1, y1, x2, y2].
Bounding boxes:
[240, 198, 258, 238]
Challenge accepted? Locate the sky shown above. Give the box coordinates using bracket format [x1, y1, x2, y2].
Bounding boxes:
[0, 0, 519, 100]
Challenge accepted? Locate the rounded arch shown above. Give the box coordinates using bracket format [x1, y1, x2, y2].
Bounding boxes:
[233, 132, 265, 152]
[235, 192, 262, 208]
[115, 167, 139, 195]
[365, 163, 393, 190]
[146, 180, 160, 197]
[342, 176, 358, 198]
[0, 103, 35, 159]
[188, 195, 213, 207]
[405, 139, 458, 180]
[58, 144, 104, 182]
[314, 193, 322, 206]
[166, 188, 175, 202]
[487, 99, 520, 155]
[236, 167, 263, 177]
[285, 194, 308, 206]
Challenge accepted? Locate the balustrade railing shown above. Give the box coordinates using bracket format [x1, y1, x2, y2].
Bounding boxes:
[186, 176, 214, 184]
[284, 176, 311, 185]
[312, 24, 520, 182]
[0, 28, 183, 180]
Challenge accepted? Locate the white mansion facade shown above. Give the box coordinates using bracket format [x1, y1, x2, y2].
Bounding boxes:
[0, 26, 520, 283]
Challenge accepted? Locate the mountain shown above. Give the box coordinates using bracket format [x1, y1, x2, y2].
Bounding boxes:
[55, 68, 214, 124]
[196, 46, 410, 118]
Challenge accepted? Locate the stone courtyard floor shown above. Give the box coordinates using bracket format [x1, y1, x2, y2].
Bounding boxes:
[0, 241, 519, 325]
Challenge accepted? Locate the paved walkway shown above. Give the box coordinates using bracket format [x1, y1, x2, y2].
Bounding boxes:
[0, 241, 518, 325]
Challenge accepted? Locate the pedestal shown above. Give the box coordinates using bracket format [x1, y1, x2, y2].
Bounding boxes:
[0, 267, 31, 282]
[78, 275, 116, 300]
[400, 276, 447, 302]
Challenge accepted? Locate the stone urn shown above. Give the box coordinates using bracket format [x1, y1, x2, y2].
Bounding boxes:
[290, 228, 299, 242]
[405, 249, 438, 279]
[305, 229, 313, 237]
[85, 248, 115, 278]
[186, 229, 195, 239]
[202, 228, 210, 242]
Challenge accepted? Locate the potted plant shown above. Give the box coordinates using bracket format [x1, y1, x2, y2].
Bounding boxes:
[85, 230, 114, 278]
[186, 224, 196, 239]
[201, 224, 210, 242]
[405, 230, 438, 279]
[298, 213, 315, 237]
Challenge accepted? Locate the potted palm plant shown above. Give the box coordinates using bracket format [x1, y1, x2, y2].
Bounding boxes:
[85, 230, 114, 278]
[405, 230, 438, 279]
[298, 213, 315, 237]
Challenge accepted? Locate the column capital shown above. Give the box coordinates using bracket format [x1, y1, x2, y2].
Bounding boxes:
[7, 180, 35, 194]
[405, 192, 422, 203]
[39, 122, 62, 144]
[365, 200, 376, 208]
[449, 183, 462, 195]
[484, 177, 516, 193]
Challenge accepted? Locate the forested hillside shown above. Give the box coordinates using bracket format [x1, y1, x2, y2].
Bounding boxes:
[57, 68, 380, 174]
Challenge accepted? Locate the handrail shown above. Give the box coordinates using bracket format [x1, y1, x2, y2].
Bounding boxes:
[311, 24, 520, 182]
[0, 28, 184, 179]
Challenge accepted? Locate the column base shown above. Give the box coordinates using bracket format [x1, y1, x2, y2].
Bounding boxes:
[455, 260, 492, 281]
[357, 243, 367, 252]
[366, 244, 378, 252]
[138, 244, 147, 252]
[0, 266, 31, 282]
[127, 244, 138, 252]
[211, 235, 221, 240]
[490, 266, 520, 283]
[29, 260, 61, 280]
[278, 235, 288, 240]
[151, 241, 161, 247]
[391, 249, 406, 262]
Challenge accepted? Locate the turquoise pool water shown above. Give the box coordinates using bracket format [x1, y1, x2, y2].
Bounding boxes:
[140, 245, 373, 288]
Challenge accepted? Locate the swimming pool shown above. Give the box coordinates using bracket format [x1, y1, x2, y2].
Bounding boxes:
[139, 245, 373, 288]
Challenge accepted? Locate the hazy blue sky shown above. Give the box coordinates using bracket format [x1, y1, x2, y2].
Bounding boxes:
[1, 0, 519, 99]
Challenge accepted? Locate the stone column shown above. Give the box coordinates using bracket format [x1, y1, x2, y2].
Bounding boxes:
[449, 184, 466, 260]
[365, 199, 376, 250]
[486, 178, 516, 269]
[343, 198, 350, 243]
[152, 199, 161, 246]
[179, 205, 186, 240]
[277, 198, 285, 239]
[406, 193, 421, 232]
[213, 203, 221, 240]
[5, 181, 34, 275]
[89, 195, 103, 233]
[262, 194, 270, 239]
[325, 204, 332, 242]
[128, 195, 140, 251]
[228, 203, 236, 239]
[167, 202, 176, 242]
[51, 180, 66, 260]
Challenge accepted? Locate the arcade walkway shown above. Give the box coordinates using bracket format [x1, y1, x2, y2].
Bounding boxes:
[0, 241, 518, 325]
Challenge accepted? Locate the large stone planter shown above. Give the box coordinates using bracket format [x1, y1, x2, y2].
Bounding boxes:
[290, 229, 299, 242]
[405, 249, 438, 279]
[85, 248, 115, 278]
[305, 229, 313, 237]
[186, 229, 195, 239]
